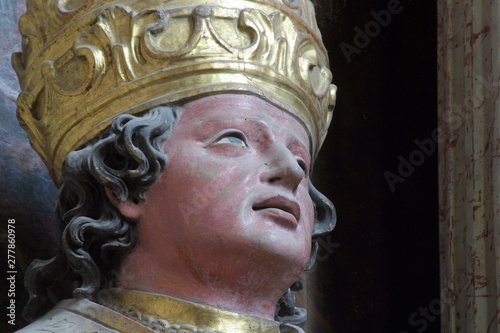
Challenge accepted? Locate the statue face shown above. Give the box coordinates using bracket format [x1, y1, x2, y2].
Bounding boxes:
[118, 94, 315, 317]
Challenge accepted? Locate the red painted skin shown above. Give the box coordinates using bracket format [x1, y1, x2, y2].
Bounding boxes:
[115, 94, 315, 320]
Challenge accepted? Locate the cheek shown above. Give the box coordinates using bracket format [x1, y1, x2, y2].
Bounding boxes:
[300, 186, 315, 237]
[163, 152, 245, 230]
[303, 203, 315, 251]
[290, 185, 315, 260]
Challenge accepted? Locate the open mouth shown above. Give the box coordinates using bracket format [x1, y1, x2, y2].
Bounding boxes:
[252, 196, 301, 222]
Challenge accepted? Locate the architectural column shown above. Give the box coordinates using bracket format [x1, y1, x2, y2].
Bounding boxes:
[438, 1, 500, 331]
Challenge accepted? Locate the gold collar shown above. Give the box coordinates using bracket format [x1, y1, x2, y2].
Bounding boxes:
[97, 289, 302, 333]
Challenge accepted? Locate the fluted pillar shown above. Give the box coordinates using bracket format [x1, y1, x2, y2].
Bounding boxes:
[438, 0, 500, 331]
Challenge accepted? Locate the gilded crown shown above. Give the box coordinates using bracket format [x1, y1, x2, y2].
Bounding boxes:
[13, 0, 336, 185]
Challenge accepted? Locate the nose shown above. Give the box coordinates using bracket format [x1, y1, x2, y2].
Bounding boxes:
[260, 145, 305, 193]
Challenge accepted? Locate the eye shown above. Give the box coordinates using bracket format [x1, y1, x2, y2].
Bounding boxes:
[213, 131, 247, 149]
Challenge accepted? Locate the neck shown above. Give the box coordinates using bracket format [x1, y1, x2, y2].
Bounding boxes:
[117, 248, 298, 320]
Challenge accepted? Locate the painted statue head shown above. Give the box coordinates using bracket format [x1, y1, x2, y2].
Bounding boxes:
[13, 0, 337, 327]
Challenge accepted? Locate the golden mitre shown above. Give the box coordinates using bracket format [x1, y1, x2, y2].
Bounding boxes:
[13, 0, 336, 186]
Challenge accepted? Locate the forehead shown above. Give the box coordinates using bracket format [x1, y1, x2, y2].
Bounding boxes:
[180, 94, 310, 149]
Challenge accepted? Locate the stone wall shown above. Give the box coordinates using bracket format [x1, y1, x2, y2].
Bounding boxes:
[438, 1, 500, 331]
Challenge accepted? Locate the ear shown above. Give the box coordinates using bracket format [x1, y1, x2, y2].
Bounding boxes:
[105, 187, 145, 220]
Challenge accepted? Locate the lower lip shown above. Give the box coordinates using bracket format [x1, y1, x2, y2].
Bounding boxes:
[255, 208, 298, 228]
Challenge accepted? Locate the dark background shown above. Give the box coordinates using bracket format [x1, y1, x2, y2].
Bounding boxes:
[308, 0, 439, 332]
[1, 0, 439, 332]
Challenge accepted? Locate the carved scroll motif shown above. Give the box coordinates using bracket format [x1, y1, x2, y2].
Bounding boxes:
[41, 5, 331, 100]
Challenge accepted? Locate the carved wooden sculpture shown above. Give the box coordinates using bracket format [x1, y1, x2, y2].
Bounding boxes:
[13, 1, 337, 332]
